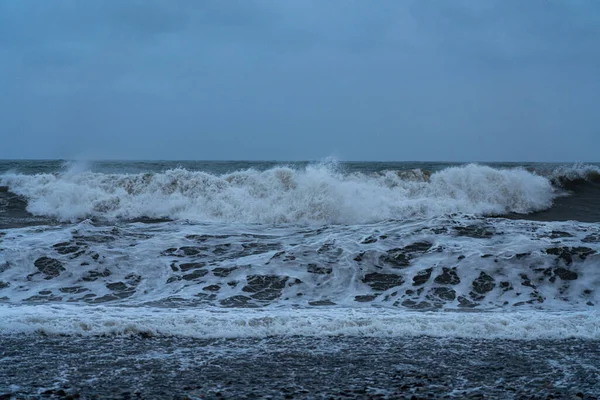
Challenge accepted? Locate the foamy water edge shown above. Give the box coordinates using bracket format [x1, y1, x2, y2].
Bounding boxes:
[1, 305, 598, 340]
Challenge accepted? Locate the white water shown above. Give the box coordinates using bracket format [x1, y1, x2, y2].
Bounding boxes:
[1, 217, 598, 311]
[0, 305, 598, 340]
[0, 164, 556, 224]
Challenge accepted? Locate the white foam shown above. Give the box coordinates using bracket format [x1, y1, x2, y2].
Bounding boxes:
[1, 217, 598, 309]
[0, 164, 555, 224]
[0, 305, 598, 340]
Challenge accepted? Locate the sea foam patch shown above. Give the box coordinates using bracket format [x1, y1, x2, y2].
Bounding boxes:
[1, 217, 599, 310]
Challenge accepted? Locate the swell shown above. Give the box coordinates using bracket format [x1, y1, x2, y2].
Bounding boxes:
[0, 164, 559, 224]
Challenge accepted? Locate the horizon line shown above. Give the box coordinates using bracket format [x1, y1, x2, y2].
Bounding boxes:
[0, 158, 599, 164]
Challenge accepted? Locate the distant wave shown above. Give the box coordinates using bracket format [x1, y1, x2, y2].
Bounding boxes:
[0, 163, 564, 224]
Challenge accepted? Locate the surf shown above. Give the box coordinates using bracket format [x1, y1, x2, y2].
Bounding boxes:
[0, 163, 558, 224]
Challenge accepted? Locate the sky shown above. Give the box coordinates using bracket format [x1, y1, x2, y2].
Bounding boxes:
[0, 0, 599, 161]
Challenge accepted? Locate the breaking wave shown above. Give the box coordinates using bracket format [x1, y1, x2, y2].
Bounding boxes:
[549, 163, 600, 190]
[0, 164, 558, 224]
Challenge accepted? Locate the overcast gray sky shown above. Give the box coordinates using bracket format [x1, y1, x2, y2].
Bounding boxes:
[0, 0, 599, 161]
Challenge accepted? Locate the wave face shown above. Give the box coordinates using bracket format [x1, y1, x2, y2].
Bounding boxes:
[0, 163, 556, 224]
[550, 163, 600, 188]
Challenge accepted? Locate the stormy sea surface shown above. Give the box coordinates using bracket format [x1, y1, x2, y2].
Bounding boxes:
[1, 160, 599, 399]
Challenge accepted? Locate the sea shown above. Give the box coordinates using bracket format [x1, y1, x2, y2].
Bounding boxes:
[0, 160, 599, 399]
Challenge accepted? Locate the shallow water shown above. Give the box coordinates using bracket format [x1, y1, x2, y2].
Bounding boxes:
[1, 335, 599, 399]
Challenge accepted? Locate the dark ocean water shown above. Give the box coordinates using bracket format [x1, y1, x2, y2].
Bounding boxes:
[1, 160, 599, 399]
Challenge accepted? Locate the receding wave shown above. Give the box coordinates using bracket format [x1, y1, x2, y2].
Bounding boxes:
[0, 164, 557, 224]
